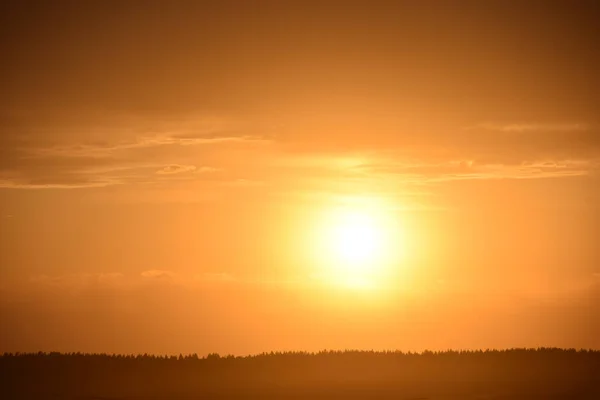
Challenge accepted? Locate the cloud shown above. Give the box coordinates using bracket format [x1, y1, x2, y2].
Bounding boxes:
[267, 120, 599, 186]
[154, 164, 221, 176]
[140, 269, 176, 280]
[447, 121, 600, 167]
[474, 122, 591, 132]
[0, 133, 261, 188]
[1, 109, 598, 191]
[156, 164, 197, 175]
[0, 179, 118, 189]
[0, 110, 271, 189]
[358, 158, 595, 183]
[23, 270, 236, 292]
[142, 135, 270, 147]
[29, 134, 269, 158]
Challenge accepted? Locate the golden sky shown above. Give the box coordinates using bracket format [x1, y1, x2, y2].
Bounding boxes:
[1, 1, 599, 354]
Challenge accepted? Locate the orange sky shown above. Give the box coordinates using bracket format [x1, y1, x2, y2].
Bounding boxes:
[1, 1, 599, 355]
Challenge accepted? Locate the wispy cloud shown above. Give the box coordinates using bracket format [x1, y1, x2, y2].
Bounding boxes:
[0, 178, 121, 189]
[156, 164, 197, 175]
[0, 110, 274, 190]
[472, 122, 591, 132]
[140, 270, 176, 280]
[21, 271, 241, 293]
[359, 158, 595, 183]
[31, 134, 270, 158]
[0, 131, 267, 189]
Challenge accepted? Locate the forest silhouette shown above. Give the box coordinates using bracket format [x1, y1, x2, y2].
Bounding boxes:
[2, 348, 599, 399]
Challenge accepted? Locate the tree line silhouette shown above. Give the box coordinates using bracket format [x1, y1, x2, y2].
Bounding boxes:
[2, 348, 599, 399]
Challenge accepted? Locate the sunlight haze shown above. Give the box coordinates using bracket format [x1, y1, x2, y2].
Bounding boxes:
[1, 0, 599, 356]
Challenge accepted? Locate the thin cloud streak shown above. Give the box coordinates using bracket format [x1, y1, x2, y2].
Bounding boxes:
[351, 158, 595, 183]
[31, 134, 270, 158]
[156, 164, 197, 175]
[471, 122, 591, 132]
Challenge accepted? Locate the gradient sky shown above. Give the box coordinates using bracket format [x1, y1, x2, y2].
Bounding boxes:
[1, 1, 599, 355]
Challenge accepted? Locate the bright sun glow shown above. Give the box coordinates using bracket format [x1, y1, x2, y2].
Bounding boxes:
[329, 212, 383, 266]
[311, 197, 404, 289]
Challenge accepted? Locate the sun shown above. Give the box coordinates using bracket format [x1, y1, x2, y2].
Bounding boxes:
[329, 211, 383, 266]
[311, 198, 403, 289]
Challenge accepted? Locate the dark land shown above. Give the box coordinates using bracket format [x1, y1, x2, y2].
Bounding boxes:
[2, 348, 599, 399]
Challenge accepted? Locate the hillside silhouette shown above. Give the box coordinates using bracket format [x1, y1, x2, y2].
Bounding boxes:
[2, 348, 599, 399]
